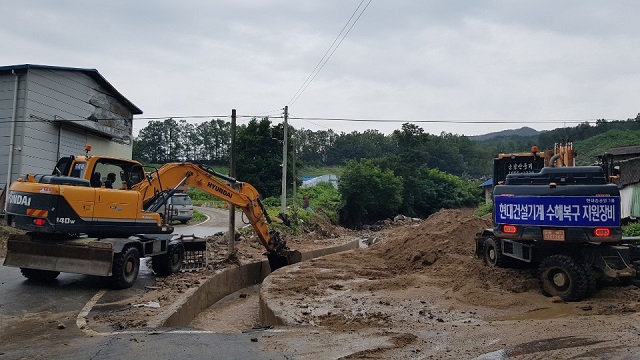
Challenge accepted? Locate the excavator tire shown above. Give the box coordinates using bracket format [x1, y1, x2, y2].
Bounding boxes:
[583, 264, 599, 297]
[111, 246, 140, 289]
[152, 242, 185, 276]
[20, 268, 60, 282]
[538, 254, 588, 301]
[483, 237, 506, 267]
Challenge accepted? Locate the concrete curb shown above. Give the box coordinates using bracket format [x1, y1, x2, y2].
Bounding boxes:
[259, 240, 361, 326]
[153, 238, 360, 328]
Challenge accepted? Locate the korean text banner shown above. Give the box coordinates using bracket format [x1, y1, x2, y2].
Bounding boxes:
[494, 195, 620, 227]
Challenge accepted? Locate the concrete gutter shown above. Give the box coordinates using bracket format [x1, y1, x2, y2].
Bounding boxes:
[153, 238, 360, 327]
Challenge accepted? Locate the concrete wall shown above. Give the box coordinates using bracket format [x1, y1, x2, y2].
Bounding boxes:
[157, 239, 360, 328]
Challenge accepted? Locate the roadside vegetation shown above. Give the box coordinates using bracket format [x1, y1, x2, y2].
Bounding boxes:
[133, 114, 640, 228]
[623, 221, 640, 237]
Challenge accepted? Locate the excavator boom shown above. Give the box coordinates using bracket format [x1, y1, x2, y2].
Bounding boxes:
[4, 153, 300, 281]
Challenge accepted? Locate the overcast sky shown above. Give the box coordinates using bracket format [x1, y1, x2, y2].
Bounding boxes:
[3, 1, 639, 136]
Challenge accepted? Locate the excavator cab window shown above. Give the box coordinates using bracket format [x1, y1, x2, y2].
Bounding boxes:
[129, 165, 144, 187]
[71, 162, 87, 178]
[53, 156, 74, 176]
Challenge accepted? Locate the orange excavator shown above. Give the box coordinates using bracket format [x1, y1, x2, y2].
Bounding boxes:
[3, 146, 300, 288]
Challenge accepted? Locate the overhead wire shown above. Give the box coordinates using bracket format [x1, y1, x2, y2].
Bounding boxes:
[288, 112, 333, 131]
[288, 0, 373, 107]
[0, 114, 620, 125]
[287, 0, 366, 106]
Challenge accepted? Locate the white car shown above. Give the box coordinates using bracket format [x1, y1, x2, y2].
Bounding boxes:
[158, 193, 194, 224]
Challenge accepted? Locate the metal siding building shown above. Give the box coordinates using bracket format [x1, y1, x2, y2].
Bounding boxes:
[0, 64, 142, 189]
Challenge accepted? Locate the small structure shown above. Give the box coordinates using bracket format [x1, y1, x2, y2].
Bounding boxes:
[301, 174, 339, 189]
[479, 178, 493, 204]
[599, 145, 640, 219]
[0, 64, 142, 190]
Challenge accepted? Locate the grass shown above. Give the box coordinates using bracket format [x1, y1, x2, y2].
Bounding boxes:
[191, 209, 206, 222]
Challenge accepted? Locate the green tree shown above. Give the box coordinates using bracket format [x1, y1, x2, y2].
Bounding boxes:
[133, 119, 174, 163]
[197, 119, 230, 164]
[338, 159, 403, 228]
[400, 166, 480, 217]
[235, 118, 297, 198]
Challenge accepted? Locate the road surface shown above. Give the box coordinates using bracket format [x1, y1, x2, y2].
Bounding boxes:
[0, 206, 272, 359]
[174, 206, 246, 237]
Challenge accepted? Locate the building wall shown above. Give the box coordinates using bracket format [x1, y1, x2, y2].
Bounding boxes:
[0, 73, 27, 188]
[0, 68, 134, 188]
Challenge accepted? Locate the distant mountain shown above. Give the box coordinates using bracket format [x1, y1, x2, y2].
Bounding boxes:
[469, 127, 540, 141]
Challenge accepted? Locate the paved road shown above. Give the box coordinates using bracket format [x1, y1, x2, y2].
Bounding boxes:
[0, 207, 272, 359]
[174, 206, 245, 237]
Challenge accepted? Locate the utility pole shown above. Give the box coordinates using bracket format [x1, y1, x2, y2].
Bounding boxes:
[292, 132, 297, 211]
[228, 109, 237, 258]
[280, 106, 288, 215]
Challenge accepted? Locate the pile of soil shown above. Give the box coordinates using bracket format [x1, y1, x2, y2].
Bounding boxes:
[374, 208, 538, 299]
[263, 209, 640, 329]
[260, 208, 640, 358]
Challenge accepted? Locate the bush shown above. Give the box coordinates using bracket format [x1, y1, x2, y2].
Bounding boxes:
[474, 201, 493, 217]
[296, 182, 341, 224]
[623, 221, 640, 237]
[338, 159, 403, 228]
[261, 196, 281, 208]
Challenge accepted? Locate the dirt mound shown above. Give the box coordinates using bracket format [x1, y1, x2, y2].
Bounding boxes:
[376, 208, 487, 270]
[370, 208, 537, 297]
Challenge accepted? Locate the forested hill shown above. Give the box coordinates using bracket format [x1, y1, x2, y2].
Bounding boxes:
[133, 114, 640, 181]
[468, 127, 540, 141]
[471, 115, 640, 165]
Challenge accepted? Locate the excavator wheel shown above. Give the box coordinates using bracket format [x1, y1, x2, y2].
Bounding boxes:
[111, 246, 140, 289]
[152, 242, 185, 276]
[483, 237, 506, 268]
[538, 254, 588, 301]
[20, 268, 60, 282]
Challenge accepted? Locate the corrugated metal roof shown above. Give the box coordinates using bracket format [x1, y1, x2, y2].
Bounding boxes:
[612, 156, 640, 188]
[606, 145, 640, 157]
[0, 64, 142, 115]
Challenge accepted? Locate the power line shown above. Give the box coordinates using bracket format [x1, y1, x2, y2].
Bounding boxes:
[287, 0, 366, 105]
[287, 117, 614, 124]
[288, 0, 373, 107]
[0, 113, 625, 126]
[288, 112, 333, 131]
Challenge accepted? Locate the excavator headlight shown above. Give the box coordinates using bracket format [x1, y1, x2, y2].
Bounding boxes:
[593, 228, 611, 237]
[502, 225, 518, 234]
[32, 218, 47, 226]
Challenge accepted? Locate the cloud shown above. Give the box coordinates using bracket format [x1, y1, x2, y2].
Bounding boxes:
[3, 1, 639, 136]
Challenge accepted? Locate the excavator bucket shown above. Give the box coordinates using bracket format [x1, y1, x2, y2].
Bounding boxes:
[3, 234, 114, 276]
[267, 249, 302, 272]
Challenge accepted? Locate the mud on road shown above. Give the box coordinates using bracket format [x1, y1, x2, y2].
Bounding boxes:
[2, 209, 640, 358]
[260, 209, 640, 359]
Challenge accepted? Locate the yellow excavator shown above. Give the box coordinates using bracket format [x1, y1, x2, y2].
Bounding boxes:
[3, 146, 301, 288]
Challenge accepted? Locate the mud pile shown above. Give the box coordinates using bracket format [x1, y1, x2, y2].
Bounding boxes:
[373, 208, 537, 295]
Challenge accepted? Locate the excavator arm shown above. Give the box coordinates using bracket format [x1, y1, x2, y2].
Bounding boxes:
[132, 163, 291, 257]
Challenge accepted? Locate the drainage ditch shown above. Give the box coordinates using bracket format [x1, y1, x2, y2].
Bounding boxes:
[155, 239, 360, 329]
